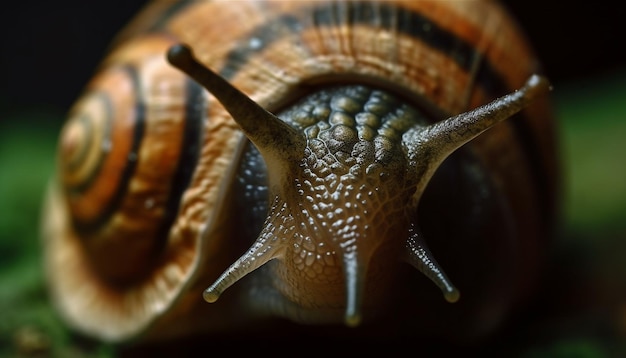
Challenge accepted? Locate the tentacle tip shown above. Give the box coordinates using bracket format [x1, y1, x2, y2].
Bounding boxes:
[525, 74, 552, 95]
[345, 312, 362, 327]
[203, 288, 220, 303]
[166, 43, 194, 70]
[443, 289, 460, 303]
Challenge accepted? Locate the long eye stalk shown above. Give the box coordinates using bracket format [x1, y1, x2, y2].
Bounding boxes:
[407, 74, 551, 196]
[167, 44, 306, 163]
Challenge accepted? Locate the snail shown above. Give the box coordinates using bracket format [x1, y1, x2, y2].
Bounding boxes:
[42, 0, 559, 346]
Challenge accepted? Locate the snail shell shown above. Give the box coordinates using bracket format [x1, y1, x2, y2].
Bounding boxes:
[42, 0, 558, 344]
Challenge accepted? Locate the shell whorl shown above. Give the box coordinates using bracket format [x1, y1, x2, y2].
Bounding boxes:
[58, 39, 205, 284]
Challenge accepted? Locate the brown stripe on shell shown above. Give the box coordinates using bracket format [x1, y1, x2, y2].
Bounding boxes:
[165, 1, 532, 114]
[80, 35, 204, 282]
[61, 67, 140, 231]
[46, 34, 209, 340]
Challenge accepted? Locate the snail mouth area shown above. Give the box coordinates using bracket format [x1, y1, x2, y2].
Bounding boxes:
[248, 124, 418, 321]
[246, 219, 407, 324]
[250, 180, 413, 323]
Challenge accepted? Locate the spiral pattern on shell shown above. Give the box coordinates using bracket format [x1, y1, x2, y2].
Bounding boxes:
[57, 37, 206, 284]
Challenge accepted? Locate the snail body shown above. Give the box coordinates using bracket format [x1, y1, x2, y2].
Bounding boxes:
[43, 0, 558, 344]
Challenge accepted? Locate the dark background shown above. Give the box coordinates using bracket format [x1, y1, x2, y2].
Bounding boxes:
[0, 0, 624, 116]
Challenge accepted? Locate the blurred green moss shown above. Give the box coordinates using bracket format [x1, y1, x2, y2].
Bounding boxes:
[558, 70, 626, 236]
[0, 112, 58, 263]
[522, 339, 609, 358]
[0, 110, 113, 357]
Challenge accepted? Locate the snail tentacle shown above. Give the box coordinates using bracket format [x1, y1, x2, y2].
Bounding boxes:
[401, 74, 550, 303]
[204, 196, 289, 303]
[404, 222, 460, 303]
[407, 74, 552, 196]
[342, 249, 365, 327]
[167, 44, 306, 167]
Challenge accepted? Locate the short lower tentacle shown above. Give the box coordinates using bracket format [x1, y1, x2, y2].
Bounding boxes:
[404, 221, 460, 303]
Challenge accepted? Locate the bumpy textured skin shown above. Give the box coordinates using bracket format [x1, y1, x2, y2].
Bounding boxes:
[42, 0, 558, 344]
[235, 86, 430, 321]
